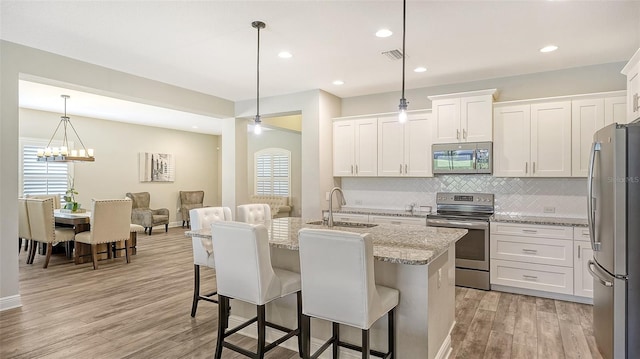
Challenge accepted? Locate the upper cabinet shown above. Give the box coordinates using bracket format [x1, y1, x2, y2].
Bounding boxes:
[333, 118, 377, 177]
[429, 89, 497, 144]
[494, 101, 571, 177]
[378, 111, 432, 177]
[621, 48, 640, 123]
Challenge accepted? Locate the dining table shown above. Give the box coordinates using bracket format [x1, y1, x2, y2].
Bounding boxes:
[54, 210, 91, 259]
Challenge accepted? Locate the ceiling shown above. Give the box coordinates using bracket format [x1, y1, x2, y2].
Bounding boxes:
[3, 1, 640, 133]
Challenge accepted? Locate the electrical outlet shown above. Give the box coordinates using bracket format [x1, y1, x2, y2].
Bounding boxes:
[543, 206, 556, 214]
[355, 200, 363, 205]
[325, 192, 330, 201]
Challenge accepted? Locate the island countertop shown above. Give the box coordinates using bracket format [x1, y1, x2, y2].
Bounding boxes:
[186, 217, 467, 265]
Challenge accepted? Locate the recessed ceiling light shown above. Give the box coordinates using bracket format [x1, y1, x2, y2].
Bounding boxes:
[192, 125, 199, 129]
[414, 67, 427, 73]
[376, 29, 393, 38]
[278, 51, 293, 58]
[540, 45, 558, 53]
[333, 80, 344, 86]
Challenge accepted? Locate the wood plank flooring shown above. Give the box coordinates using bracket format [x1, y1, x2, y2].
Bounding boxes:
[1, 227, 602, 359]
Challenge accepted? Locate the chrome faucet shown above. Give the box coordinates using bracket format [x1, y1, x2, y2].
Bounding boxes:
[328, 187, 346, 228]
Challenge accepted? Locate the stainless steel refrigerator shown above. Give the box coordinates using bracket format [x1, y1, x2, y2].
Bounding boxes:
[587, 121, 640, 359]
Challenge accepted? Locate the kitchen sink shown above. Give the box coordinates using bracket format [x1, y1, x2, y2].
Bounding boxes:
[306, 220, 378, 228]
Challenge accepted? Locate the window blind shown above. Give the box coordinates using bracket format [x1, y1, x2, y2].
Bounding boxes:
[22, 143, 69, 200]
[255, 149, 290, 196]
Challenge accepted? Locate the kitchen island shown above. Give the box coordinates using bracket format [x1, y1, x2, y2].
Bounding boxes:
[186, 217, 467, 359]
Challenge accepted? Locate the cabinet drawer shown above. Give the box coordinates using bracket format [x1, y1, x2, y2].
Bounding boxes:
[490, 222, 573, 239]
[369, 215, 426, 226]
[573, 227, 591, 241]
[491, 234, 573, 267]
[331, 213, 369, 223]
[490, 259, 573, 295]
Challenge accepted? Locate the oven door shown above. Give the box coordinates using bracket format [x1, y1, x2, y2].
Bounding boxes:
[426, 218, 489, 271]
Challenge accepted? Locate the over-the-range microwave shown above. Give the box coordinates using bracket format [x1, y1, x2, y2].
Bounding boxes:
[432, 142, 492, 174]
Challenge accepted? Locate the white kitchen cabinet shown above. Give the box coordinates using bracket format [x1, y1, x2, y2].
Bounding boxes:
[571, 94, 626, 177]
[378, 112, 432, 177]
[573, 227, 593, 298]
[368, 215, 426, 226]
[331, 213, 369, 223]
[622, 48, 640, 123]
[333, 118, 377, 176]
[490, 222, 575, 296]
[493, 101, 571, 177]
[429, 89, 496, 144]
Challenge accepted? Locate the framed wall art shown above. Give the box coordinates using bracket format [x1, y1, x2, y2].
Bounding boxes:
[139, 152, 175, 182]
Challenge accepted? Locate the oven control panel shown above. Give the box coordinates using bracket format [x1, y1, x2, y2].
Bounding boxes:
[435, 192, 494, 205]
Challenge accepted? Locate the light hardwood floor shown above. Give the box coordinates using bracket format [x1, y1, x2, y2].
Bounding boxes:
[1, 227, 602, 359]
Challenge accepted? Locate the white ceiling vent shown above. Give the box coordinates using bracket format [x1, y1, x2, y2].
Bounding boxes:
[382, 49, 404, 61]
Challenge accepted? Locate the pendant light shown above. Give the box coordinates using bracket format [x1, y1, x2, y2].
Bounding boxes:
[252, 20, 266, 135]
[398, 0, 408, 123]
[36, 94, 95, 162]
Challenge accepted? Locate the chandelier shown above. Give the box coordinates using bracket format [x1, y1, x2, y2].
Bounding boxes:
[37, 95, 95, 162]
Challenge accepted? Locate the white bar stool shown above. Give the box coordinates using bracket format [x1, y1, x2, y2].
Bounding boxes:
[188, 206, 232, 317]
[236, 203, 271, 224]
[211, 221, 303, 359]
[298, 228, 399, 359]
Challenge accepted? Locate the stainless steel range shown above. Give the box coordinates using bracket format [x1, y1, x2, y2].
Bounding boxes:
[427, 192, 494, 290]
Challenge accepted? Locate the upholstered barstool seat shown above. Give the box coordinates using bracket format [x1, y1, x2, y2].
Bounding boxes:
[236, 203, 271, 224]
[188, 206, 232, 317]
[298, 228, 399, 359]
[211, 221, 303, 359]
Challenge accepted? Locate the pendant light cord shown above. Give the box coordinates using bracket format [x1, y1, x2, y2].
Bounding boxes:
[256, 24, 261, 118]
[401, 0, 406, 100]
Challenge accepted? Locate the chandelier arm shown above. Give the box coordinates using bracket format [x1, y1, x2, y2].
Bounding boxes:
[66, 119, 90, 151]
[45, 119, 65, 148]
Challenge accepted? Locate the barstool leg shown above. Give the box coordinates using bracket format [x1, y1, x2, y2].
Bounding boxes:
[190, 264, 200, 317]
[361, 329, 369, 359]
[333, 322, 340, 359]
[297, 291, 304, 358]
[214, 295, 229, 359]
[256, 304, 266, 359]
[301, 314, 311, 359]
[388, 308, 395, 358]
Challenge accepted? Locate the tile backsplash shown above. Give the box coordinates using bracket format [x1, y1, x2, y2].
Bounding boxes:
[341, 175, 588, 218]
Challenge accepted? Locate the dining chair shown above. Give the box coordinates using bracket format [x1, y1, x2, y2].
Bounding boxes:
[18, 198, 31, 254]
[25, 198, 76, 268]
[188, 206, 232, 317]
[297, 228, 399, 359]
[74, 199, 132, 270]
[236, 203, 271, 224]
[211, 221, 303, 359]
[26, 193, 62, 209]
[179, 190, 205, 228]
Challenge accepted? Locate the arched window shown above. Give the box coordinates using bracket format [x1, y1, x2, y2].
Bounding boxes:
[254, 148, 290, 196]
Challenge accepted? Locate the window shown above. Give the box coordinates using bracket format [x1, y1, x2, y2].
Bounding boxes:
[20, 139, 71, 201]
[255, 148, 290, 196]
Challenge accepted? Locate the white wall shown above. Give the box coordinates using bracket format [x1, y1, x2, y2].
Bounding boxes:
[247, 128, 302, 216]
[1, 40, 234, 310]
[19, 108, 220, 221]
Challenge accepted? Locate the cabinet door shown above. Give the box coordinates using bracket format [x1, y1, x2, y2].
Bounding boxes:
[461, 94, 493, 142]
[628, 62, 640, 122]
[604, 96, 627, 126]
[432, 98, 460, 144]
[377, 116, 405, 176]
[405, 113, 432, 177]
[493, 105, 531, 177]
[531, 101, 572, 177]
[333, 121, 355, 176]
[574, 241, 594, 298]
[369, 215, 426, 226]
[354, 118, 378, 176]
[572, 99, 604, 177]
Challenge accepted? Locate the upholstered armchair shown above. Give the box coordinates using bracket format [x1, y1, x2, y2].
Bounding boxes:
[125, 192, 169, 235]
[179, 190, 204, 227]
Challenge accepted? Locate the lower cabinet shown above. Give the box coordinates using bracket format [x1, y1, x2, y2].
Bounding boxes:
[331, 213, 369, 223]
[491, 259, 574, 295]
[369, 215, 426, 226]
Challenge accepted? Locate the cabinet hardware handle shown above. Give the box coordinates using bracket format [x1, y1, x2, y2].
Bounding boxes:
[533, 162, 536, 174]
[522, 248, 538, 254]
[356, 165, 358, 174]
[456, 129, 460, 140]
[522, 229, 538, 234]
[634, 93, 639, 112]
[582, 230, 589, 236]
[351, 165, 354, 174]
[404, 164, 408, 174]
[463, 129, 467, 139]
[522, 275, 538, 281]
[391, 221, 402, 225]
[578, 245, 581, 259]
[525, 162, 528, 174]
[400, 164, 403, 174]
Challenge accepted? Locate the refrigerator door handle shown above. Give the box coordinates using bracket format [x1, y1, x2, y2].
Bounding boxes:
[587, 141, 602, 251]
[588, 260, 613, 287]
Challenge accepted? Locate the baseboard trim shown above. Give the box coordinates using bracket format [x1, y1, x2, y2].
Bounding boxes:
[491, 284, 593, 305]
[228, 315, 371, 359]
[434, 321, 455, 359]
[0, 295, 22, 311]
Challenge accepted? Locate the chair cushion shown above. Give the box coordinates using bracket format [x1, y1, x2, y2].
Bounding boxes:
[54, 227, 75, 242]
[273, 268, 302, 298]
[152, 214, 169, 222]
[130, 224, 145, 233]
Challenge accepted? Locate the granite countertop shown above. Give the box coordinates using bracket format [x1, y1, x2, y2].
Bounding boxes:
[492, 213, 588, 227]
[186, 217, 466, 266]
[337, 207, 431, 218]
